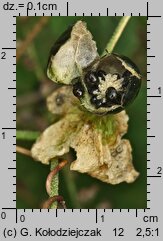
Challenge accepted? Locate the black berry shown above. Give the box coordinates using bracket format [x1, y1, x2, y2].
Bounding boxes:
[73, 82, 84, 98]
[90, 96, 103, 109]
[97, 70, 106, 80]
[85, 71, 99, 85]
[87, 85, 98, 95]
[106, 87, 117, 101]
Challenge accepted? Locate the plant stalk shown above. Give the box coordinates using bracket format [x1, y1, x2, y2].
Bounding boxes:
[16, 130, 40, 141]
[103, 16, 131, 54]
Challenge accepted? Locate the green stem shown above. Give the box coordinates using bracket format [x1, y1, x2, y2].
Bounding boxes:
[50, 159, 59, 209]
[103, 16, 131, 54]
[16, 131, 59, 208]
[16, 130, 40, 141]
[28, 44, 46, 82]
[62, 166, 81, 208]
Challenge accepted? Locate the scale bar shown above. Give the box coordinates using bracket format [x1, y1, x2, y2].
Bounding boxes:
[135, 209, 138, 217]
[67, 2, 69, 16]
[95, 209, 98, 223]
[147, 175, 162, 178]
[147, 96, 161, 97]
[148, 15, 161, 18]
[2, 207, 16, 210]
[2, 128, 16, 130]
[2, 47, 16, 50]
[16, 209, 18, 223]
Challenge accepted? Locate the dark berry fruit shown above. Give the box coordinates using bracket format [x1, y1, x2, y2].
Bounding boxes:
[90, 96, 103, 109]
[106, 87, 117, 101]
[84, 71, 99, 85]
[73, 82, 84, 98]
[97, 70, 106, 80]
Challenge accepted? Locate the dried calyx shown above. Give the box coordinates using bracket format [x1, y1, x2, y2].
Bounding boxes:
[47, 21, 141, 115]
[31, 86, 139, 185]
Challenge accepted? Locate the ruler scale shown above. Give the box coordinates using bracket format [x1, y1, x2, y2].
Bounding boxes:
[0, 0, 163, 240]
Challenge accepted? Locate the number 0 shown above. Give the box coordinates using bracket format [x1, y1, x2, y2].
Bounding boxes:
[1, 212, 6, 219]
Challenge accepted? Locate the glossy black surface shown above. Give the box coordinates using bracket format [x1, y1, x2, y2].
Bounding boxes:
[121, 75, 141, 106]
[84, 71, 99, 85]
[73, 81, 84, 98]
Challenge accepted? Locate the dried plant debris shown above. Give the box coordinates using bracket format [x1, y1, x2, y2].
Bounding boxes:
[31, 86, 139, 184]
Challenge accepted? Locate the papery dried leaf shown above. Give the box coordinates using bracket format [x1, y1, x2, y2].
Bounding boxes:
[31, 98, 139, 184]
[113, 110, 129, 137]
[89, 139, 139, 184]
[70, 121, 139, 184]
[47, 21, 99, 85]
[31, 113, 80, 164]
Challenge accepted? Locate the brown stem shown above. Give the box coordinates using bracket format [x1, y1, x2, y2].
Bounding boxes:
[16, 17, 50, 62]
[16, 145, 31, 157]
[42, 195, 66, 209]
[46, 160, 68, 195]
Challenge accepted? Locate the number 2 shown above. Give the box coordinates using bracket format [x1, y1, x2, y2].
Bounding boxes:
[1, 52, 6, 59]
